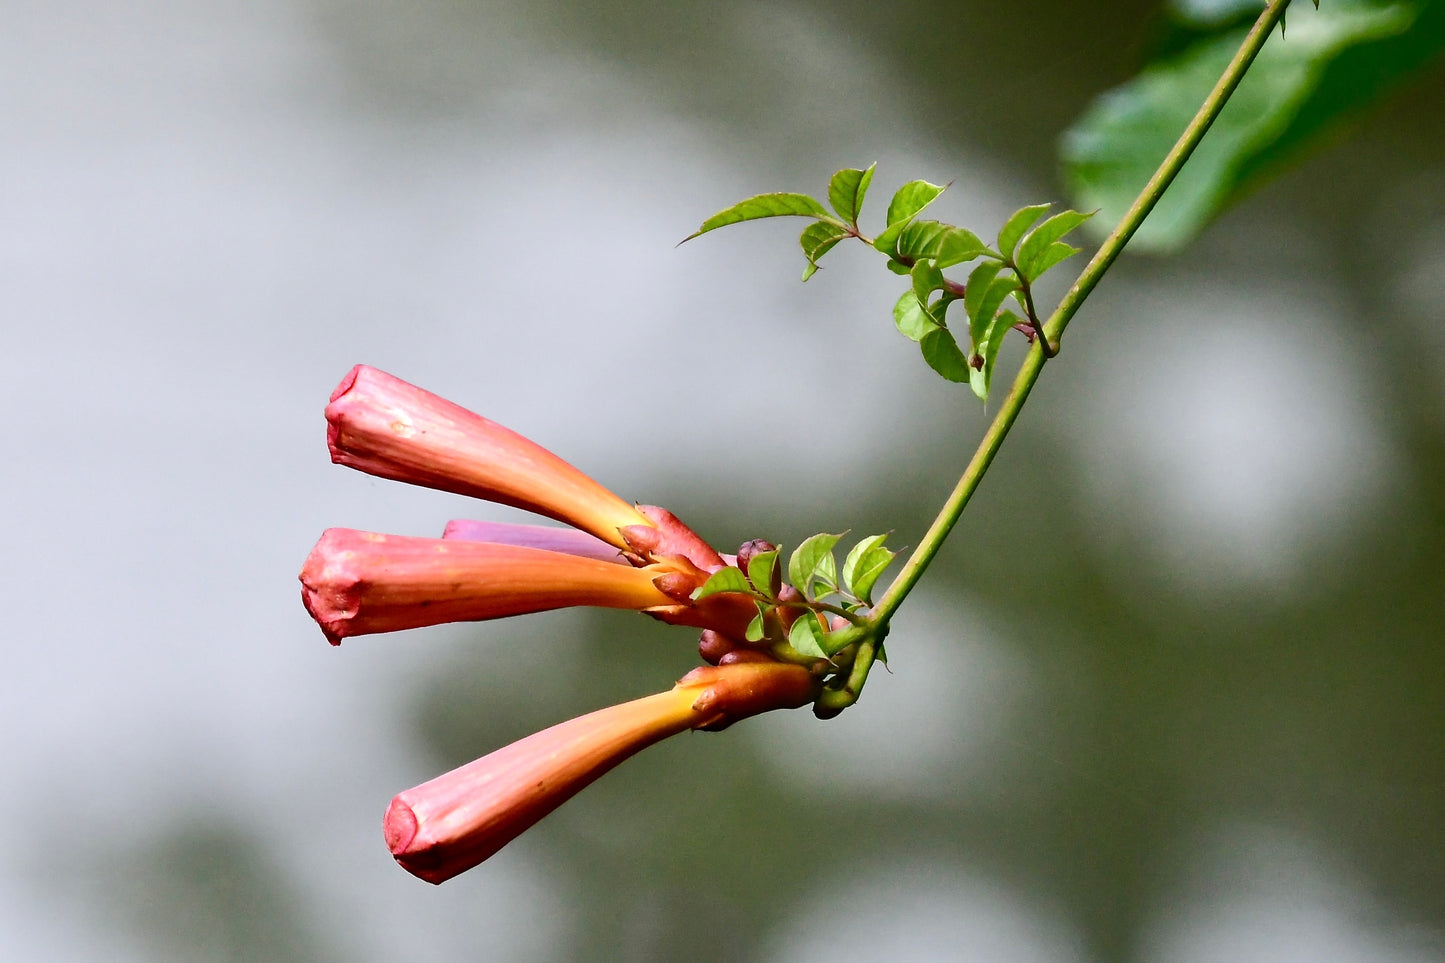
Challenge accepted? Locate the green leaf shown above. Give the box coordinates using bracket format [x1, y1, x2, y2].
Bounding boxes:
[997, 203, 1052, 260]
[842, 534, 895, 603]
[746, 549, 780, 597]
[920, 327, 972, 383]
[936, 227, 992, 268]
[874, 180, 947, 253]
[885, 258, 914, 276]
[691, 566, 751, 601]
[893, 289, 939, 342]
[963, 261, 1001, 333]
[788, 533, 842, 596]
[967, 270, 1021, 349]
[1016, 210, 1093, 279]
[828, 164, 876, 226]
[788, 615, 828, 659]
[1062, 1, 1435, 251]
[798, 221, 849, 281]
[686, 192, 837, 241]
[910, 259, 944, 306]
[745, 611, 766, 643]
[895, 219, 951, 261]
[970, 308, 1020, 402]
[1024, 240, 1082, 280]
[886, 179, 948, 226]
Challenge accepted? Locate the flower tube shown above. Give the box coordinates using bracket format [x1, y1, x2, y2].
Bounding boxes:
[325, 365, 649, 547]
[384, 660, 820, 883]
[300, 528, 677, 644]
[441, 518, 624, 564]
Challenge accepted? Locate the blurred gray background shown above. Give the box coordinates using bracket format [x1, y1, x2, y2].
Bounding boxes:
[3, 1, 1443, 960]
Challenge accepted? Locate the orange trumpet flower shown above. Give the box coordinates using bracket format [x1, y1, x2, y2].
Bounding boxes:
[384, 660, 820, 883]
[300, 528, 678, 644]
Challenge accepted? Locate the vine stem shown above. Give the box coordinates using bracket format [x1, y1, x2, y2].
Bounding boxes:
[865, 0, 1294, 636]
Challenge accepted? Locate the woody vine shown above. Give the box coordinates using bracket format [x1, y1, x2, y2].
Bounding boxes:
[301, 0, 1299, 884]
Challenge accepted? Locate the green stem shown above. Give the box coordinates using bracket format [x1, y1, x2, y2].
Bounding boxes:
[867, 0, 1292, 632]
[815, 637, 880, 712]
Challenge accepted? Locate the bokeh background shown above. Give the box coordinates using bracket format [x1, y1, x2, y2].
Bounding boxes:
[3, 1, 1444, 960]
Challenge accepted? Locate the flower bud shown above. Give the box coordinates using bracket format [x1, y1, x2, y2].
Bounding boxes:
[299, 528, 675, 643]
[384, 661, 819, 883]
[325, 365, 648, 547]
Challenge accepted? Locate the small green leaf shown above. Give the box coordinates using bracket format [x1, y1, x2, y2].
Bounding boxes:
[788, 615, 828, 659]
[936, 227, 991, 268]
[789, 533, 842, 596]
[1016, 210, 1093, 279]
[691, 567, 751, 600]
[799, 221, 849, 281]
[746, 549, 780, 597]
[842, 534, 895, 603]
[828, 164, 877, 226]
[886, 179, 947, 226]
[910, 259, 944, 306]
[874, 180, 948, 254]
[970, 308, 1019, 402]
[895, 219, 951, 261]
[893, 290, 939, 342]
[920, 327, 972, 383]
[967, 268, 1021, 349]
[885, 258, 913, 276]
[963, 262, 1002, 331]
[1024, 240, 1082, 280]
[997, 203, 1051, 260]
[686, 193, 837, 241]
[745, 611, 766, 643]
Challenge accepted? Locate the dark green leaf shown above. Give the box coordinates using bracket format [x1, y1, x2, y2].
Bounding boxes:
[1062, 1, 1435, 251]
[920, 327, 972, 383]
[842, 534, 894, 603]
[746, 549, 780, 597]
[1016, 210, 1093, 279]
[997, 203, 1052, 260]
[799, 221, 849, 281]
[828, 164, 877, 227]
[893, 289, 939, 342]
[692, 566, 752, 600]
[895, 219, 951, 261]
[788, 615, 827, 659]
[686, 192, 837, 241]
[936, 227, 992, 268]
[789, 533, 842, 596]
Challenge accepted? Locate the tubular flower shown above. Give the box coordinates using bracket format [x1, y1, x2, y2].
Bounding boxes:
[441, 518, 625, 564]
[384, 660, 821, 884]
[325, 364, 649, 549]
[300, 528, 678, 644]
[302, 364, 759, 646]
[302, 366, 834, 884]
